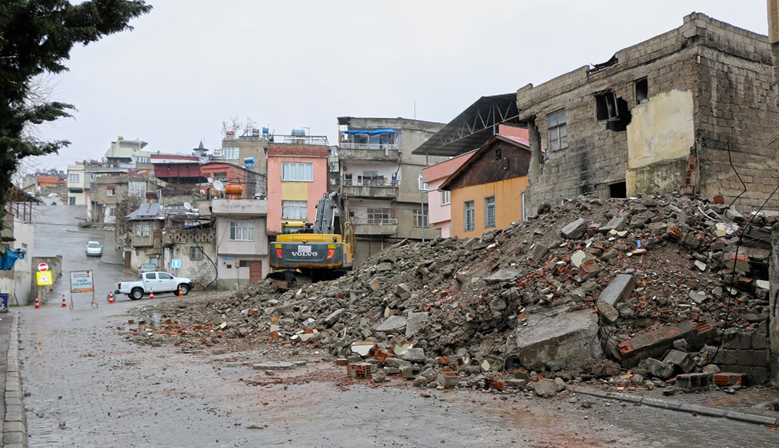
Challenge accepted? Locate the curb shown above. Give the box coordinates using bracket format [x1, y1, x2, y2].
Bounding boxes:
[572, 387, 779, 427]
[4, 312, 27, 448]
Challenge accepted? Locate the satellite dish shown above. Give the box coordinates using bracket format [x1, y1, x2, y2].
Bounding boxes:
[183, 202, 192, 210]
[213, 180, 224, 191]
[207, 177, 214, 184]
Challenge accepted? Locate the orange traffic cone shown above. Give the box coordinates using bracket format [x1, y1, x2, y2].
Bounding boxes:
[34, 296, 40, 309]
[177, 285, 182, 297]
[149, 289, 154, 300]
[108, 291, 114, 304]
[61, 294, 67, 308]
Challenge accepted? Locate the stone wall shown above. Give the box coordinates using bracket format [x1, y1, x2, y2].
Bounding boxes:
[713, 324, 771, 385]
[517, 13, 779, 215]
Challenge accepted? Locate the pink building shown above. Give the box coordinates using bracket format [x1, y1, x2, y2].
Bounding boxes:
[422, 125, 528, 238]
[266, 144, 330, 235]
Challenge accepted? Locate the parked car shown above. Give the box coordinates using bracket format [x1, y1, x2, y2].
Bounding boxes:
[86, 241, 102, 257]
[115, 271, 194, 300]
[138, 263, 158, 274]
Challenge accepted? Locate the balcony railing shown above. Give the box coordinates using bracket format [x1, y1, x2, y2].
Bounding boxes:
[340, 143, 399, 151]
[352, 218, 398, 225]
[342, 177, 398, 187]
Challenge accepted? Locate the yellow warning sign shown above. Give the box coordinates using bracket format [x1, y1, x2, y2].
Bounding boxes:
[36, 271, 53, 286]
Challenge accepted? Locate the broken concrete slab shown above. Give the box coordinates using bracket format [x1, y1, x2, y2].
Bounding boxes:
[689, 290, 707, 304]
[598, 214, 628, 234]
[561, 218, 588, 239]
[528, 243, 549, 262]
[484, 269, 520, 285]
[374, 315, 407, 333]
[598, 274, 636, 307]
[252, 361, 296, 370]
[596, 300, 620, 323]
[617, 320, 703, 363]
[642, 358, 675, 380]
[513, 309, 602, 371]
[402, 347, 426, 364]
[532, 379, 558, 398]
[405, 312, 428, 339]
[324, 308, 345, 326]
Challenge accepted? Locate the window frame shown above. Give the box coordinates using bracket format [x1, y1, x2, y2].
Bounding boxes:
[69, 173, 80, 182]
[282, 162, 313, 182]
[441, 190, 450, 206]
[413, 208, 428, 228]
[484, 196, 496, 228]
[547, 109, 568, 151]
[222, 147, 239, 160]
[229, 220, 254, 241]
[107, 188, 116, 197]
[136, 221, 151, 237]
[189, 246, 203, 260]
[281, 200, 308, 220]
[464, 201, 475, 232]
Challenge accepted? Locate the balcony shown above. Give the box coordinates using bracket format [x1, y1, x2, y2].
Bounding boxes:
[352, 218, 398, 236]
[342, 177, 399, 199]
[211, 198, 268, 217]
[163, 228, 215, 247]
[338, 144, 401, 162]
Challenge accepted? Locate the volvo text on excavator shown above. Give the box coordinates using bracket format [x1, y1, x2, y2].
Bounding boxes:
[269, 192, 354, 282]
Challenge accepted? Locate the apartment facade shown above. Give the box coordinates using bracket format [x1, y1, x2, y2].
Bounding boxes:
[337, 117, 446, 266]
[211, 198, 269, 290]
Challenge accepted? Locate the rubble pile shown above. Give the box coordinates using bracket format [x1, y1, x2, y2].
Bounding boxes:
[128, 193, 774, 393]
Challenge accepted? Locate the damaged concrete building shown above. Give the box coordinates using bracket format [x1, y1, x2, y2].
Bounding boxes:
[517, 13, 779, 215]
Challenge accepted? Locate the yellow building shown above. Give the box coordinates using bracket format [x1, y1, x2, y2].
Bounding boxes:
[441, 135, 531, 239]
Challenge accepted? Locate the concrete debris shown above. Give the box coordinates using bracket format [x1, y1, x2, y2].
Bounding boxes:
[127, 193, 775, 393]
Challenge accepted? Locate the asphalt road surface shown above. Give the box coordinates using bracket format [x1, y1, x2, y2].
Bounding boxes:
[18, 204, 779, 447]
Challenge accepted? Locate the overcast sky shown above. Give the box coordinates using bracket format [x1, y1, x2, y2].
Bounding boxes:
[28, 0, 769, 173]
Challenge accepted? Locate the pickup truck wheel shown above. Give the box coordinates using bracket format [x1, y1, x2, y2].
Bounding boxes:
[130, 288, 144, 300]
[177, 284, 190, 296]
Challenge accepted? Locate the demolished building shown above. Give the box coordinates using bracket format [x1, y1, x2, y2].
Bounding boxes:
[517, 13, 779, 215]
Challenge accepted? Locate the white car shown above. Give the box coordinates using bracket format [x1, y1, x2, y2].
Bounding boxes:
[86, 241, 103, 257]
[115, 271, 194, 300]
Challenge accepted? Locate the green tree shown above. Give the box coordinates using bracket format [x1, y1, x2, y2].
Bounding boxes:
[0, 0, 152, 226]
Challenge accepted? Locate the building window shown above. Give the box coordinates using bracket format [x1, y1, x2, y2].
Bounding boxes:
[69, 197, 75, 205]
[413, 209, 428, 227]
[595, 92, 619, 121]
[69, 173, 80, 182]
[484, 196, 496, 228]
[282, 162, 313, 181]
[222, 147, 239, 160]
[128, 181, 146, 197]
[547, 109, 568, 151]
[239, 260, 250, 268]
[441, 190, 450, 205]
[136, 221, 150, 237]
[282, 200, 307, 220]
[367, 208, 393, 224]
[418, 173, 428, 191]
[189, 246, 203, 260]
[464, 201, 475, 232]
[212, 171, 227, 181]
[107, 188, 116, 196]
[230, 221, 254, 241]
[635, 78, 648, 103]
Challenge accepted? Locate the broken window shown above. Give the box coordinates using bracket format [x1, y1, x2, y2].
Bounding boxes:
[635, 78, 648, 104]
[547, 109, 568, 151]
[464, 201, 475, 231]
[609, 182, 627, 199]
[595, 92, 619, 121]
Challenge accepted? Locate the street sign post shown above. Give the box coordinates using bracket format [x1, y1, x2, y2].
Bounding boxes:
[69, 270, 98, 308]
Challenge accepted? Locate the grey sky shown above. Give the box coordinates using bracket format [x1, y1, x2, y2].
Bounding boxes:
[29, 0, 768, 173]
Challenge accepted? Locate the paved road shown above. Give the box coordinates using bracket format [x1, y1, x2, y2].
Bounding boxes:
[14, 204, 779, 447]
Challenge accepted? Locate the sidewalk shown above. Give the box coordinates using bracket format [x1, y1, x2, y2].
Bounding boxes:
[574, 383, 779, 427]
[0, 311, 26, 448]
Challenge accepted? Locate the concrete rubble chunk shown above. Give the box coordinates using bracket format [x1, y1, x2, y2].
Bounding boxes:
[384, 358, 411, 368]
[405, 312, 428, 338]
[598, 274, 636, 307]
[688, 290, 706, 304]
[598, 214, 628, 234]
[484, 269, 520, 285]
[533, 379, 559, 398]
[324, 308, 345, 326]
[513, 309, 602, 371]
[374, 315, 407, 333]
[643, 358, 675, 379]
[561, 218, 588, 239]
[596, 300, 620, 323]
[528, 243, 549, 262]
[395, 283, 411, 300]
[663, 349, 695, 373]
[571, 250, 586, 268]
[402, 347, 426, 364]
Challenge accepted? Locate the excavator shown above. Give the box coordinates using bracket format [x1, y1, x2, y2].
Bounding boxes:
[269, 191, 354, 284]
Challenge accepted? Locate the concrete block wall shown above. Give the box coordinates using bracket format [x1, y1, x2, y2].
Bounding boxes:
[517, 13, 779, 215]
[713, 323, 771, 385]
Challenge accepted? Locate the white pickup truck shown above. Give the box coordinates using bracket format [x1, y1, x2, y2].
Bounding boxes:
[115, 271, 194, 300]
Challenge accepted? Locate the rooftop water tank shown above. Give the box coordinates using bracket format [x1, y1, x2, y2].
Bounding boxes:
[291, 128, 306, 137]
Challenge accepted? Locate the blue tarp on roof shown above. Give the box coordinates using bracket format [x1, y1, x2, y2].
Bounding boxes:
[343, 129, 398, 135]
[0, 249, 25, 271]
